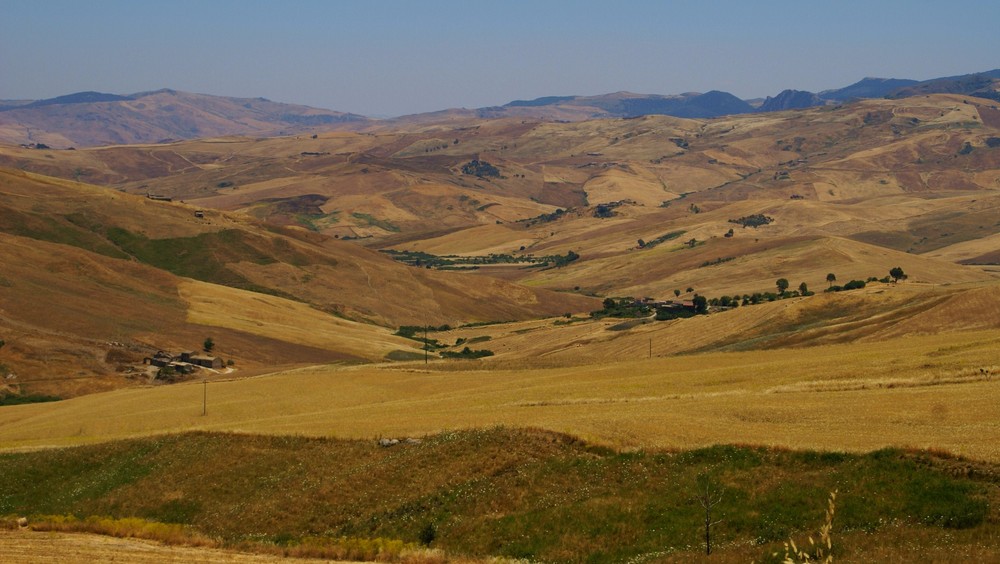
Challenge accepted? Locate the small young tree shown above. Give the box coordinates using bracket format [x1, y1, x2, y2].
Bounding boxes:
[776, 278, 790, 294]
[826, 273, 837, 288]
[203, 337, 215, 353]
[696, 473, 724, 555]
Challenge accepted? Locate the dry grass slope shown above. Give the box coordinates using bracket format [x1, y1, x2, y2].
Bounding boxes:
[1, 329, 998, 461]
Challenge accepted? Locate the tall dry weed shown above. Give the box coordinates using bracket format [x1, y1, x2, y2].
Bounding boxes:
[27, 514, 215, 547]
[778, 490, 836, 563]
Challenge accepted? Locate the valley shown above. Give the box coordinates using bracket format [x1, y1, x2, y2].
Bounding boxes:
[1, 90, 999, 562]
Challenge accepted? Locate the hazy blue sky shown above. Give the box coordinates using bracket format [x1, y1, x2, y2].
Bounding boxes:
[2, 0, 998, 116]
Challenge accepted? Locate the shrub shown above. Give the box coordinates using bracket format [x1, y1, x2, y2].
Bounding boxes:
[460, 159, 500, 178]
[843, 279, 866, 290]
[729, 214, 774, 228]
[418, 522, 437, 546]
[440, 347, 494, 359]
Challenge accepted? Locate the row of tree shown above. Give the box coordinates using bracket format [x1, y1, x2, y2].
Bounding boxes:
[593, 267, 909, 322]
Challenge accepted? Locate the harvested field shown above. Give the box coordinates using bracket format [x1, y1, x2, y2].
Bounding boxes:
[1, 330, 998, 461]
[0, 529, 343, 563]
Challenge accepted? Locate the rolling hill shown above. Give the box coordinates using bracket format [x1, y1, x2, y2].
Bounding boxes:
[0, 167, 596, 397]
[7, 92, 995, 297]
[3, 80, 1000, 564]
[1, 91, 998, 401]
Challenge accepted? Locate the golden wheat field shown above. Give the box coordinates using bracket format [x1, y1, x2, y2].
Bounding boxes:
[2, 329, 998, 460]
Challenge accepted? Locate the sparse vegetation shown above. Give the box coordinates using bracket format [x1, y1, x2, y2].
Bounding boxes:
[381, 249, 578, 269]
[827, 279, 867, 292]
[439, 346, 494, 359]
[637, 230, 686, 250]
[351, 212, 400, 232]
[700, 256, 734, 267]
[520, 207, 566, 227]
[729, 214, 774, 228]
[0, 393, 61, 406]
[102, 227, 302, 299]
[460, 159, 500, 178]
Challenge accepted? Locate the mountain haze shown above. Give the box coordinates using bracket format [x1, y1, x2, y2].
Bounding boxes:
[0, 89, 370, 148]
[4, 69, 999, 149]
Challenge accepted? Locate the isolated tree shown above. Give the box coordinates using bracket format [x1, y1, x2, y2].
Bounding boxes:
[776, 278, 790, 294]
[889, 266, 907, 283]
[826, 272, 837, 288]
[686, 287, 695, 293]
[203, 337, 215, 353]
[696, 473, 724, 555]
[799, 281, 809, 296]
[674, 289, 681, 298]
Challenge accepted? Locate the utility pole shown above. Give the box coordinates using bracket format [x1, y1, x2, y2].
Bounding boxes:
[202, 380, 207, 416]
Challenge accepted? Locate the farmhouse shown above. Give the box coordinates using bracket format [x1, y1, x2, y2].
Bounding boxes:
[143, 351, 175, 368]
[189, 354, 223, 369]
[144, 350, 223, 370]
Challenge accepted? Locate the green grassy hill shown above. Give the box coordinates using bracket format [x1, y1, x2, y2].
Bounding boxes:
[1, 428, 997, 562]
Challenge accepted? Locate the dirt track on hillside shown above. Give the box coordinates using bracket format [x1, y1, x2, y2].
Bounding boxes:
[0, 530, 347, 563]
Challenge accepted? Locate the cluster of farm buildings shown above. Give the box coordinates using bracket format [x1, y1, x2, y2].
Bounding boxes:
[144, 350, 223, 374]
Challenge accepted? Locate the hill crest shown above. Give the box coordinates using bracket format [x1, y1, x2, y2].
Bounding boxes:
[0, 89, 370, 148]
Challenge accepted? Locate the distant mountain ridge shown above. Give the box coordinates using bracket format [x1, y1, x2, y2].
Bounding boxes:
[0, 89, 370, 148]
[501, 90, 754, 119]
[818, 77, 919, 101]
[0, 90, 133, 111]
[3, 69, 998, 147]
[402, 69, 999, 123]
[758, 89, 824, 112]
